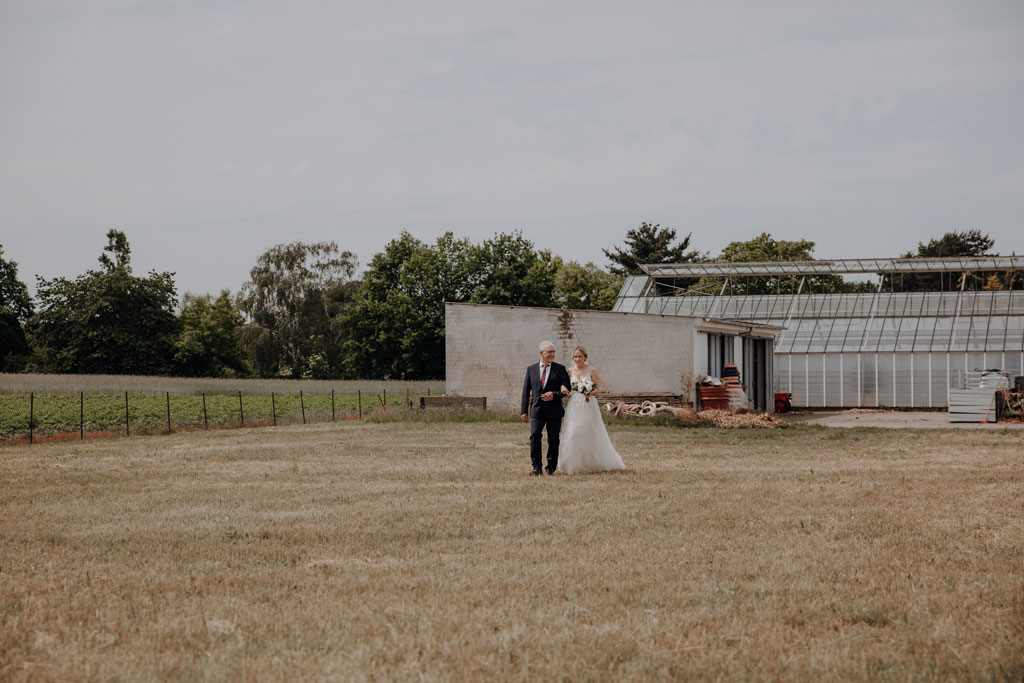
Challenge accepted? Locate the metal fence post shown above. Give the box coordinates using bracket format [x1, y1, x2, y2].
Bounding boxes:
[125, 391, 129, 436]
[358, 390, 362, 419]
[29, 393, 34, 444]
[300, 390, 306, 424]
[202, 393, 208, 430]
[166, 392, 171, 434]
[238, 390, 244, 426]
[80, 391, 84, 440]
[331, 389, 335, 421]
[271, 392, 277, 426]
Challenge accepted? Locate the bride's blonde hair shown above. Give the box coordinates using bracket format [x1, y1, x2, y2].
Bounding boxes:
[571, 345, 588, 360]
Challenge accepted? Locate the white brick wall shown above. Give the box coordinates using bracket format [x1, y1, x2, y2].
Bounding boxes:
[446, 304, 699, 410]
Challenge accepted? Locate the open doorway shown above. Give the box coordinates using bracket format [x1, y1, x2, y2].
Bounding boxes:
[743, 338, 774, 411]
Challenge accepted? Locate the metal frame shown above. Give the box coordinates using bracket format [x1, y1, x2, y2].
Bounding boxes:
[640, 256, 1024, 278]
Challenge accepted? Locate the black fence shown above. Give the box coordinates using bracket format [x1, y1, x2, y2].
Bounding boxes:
[0, 387, 434, 444]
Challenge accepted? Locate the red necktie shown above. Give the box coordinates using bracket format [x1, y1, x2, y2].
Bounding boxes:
[541, 364, 548, 388]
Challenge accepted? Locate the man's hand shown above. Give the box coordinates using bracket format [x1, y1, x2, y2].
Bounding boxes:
[520, 413, 529, 422]
[540, 391, 554, 401]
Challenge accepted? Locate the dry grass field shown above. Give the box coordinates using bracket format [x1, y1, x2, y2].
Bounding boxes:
[1, 421, 1022, 681]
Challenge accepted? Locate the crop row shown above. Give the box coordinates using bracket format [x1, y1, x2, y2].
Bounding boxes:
[0, 390, 424, 442]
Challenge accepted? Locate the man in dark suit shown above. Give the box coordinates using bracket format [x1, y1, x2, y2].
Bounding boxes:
[520, 340, 571, 475]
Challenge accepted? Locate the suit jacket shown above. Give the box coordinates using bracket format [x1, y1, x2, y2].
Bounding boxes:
[521, 361, 571, 419]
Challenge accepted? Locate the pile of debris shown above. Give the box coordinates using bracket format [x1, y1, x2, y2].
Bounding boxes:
[602, 400, 785, 428]
[697, 409, 786, 428]
[997, 388, 1024, 422]
[695, 370, 752, 411]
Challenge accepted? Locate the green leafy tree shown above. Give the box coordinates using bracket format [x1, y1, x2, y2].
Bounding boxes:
[28, 230, 180, 374]
[0, 310, 29, 372]
[175, 290, 247, 377]
[0, 244, 34, 323]
[345, 230, 558, 379]
[0, 244, 34, 371]
[554, 261, 624, 310]
[698, 232, 850, 295]
[912, 229, 994, 258]
[469, 231, 560, 307]
[345, 232, 476, 379]
[894, 230, 1016, 291]
[603, 222, 702, 277]
[237, 241, 357, 378]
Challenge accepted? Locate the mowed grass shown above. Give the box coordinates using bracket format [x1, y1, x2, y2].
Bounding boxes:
[1, 422, 1022, 681]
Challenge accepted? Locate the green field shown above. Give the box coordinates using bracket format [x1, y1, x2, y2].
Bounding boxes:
[0, 390, 434, 442]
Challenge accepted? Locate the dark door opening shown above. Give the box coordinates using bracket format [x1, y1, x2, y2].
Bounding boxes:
[742, 338, 774, 412]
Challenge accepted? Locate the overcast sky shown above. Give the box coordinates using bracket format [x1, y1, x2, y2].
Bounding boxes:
[2, 0, 1022, 298]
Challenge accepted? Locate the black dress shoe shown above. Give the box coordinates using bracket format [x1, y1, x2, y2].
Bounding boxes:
[545, 468, 556, 475]
[530, 468, 543, 476]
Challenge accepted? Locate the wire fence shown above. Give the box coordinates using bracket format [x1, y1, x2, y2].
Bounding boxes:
[0, 387, 437, 445]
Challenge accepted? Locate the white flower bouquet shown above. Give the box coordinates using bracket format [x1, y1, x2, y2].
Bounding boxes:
[571, 377, 595, 402]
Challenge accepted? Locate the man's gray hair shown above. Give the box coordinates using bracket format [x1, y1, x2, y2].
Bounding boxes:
[539, 340, 555, 351]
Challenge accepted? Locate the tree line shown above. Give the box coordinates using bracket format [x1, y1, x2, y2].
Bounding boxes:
[0, 225, 1015, 379]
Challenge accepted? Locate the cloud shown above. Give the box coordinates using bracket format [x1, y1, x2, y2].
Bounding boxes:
[1, 0, 1022, 297]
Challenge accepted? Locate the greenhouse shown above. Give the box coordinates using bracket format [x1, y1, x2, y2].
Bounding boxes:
[612, 256, 1024, 408]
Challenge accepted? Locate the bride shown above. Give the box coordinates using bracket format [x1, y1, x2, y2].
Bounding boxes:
[557, 346, 626, 475]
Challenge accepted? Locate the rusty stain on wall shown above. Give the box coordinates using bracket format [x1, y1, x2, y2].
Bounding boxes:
[555, 309, 575, 341]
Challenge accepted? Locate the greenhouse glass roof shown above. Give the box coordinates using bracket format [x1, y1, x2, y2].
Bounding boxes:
[613, 257, 1024, 354]
[640, 256, 1024, 277]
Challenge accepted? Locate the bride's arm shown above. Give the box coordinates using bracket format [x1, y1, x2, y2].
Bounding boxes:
[591, 368, 600, 393]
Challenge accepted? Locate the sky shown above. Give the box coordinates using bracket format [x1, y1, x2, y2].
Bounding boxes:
[2, 0, 1023, 299]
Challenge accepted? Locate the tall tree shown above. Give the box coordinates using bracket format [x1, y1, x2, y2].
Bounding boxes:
[237, 241, 357, 378]
[554, 261, 624, 310]
[29, 230, 180, 374]
[0, 244, 34, 323]
[894, 230, 1014, 291]
[344, 232, 477, 379]
[469, 231, 560, 307]
[699, 232, 849, 295]
[345, 231, 558, 379]
[912, 229, 995, 259]
[603, 222, 702, 277]
[175, 290, 247, 377]
[0, 244, 34, 371]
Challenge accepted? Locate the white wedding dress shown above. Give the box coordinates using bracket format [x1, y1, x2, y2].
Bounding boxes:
[557, 369, 626, 474]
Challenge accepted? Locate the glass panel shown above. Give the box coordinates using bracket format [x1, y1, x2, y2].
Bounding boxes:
[910, 318, 934, 352]
[860, 353, 877, 407]
[911, 353, 931, 407]
[877, 354, 895, 408]
[895, 317, 919, 351]
[840, 354, 859, 407]
[985, 316, 1006, 352]
[824, 354, 842, 406]
[894, 354, 913, 406]
[929, 354, 949, 406]
[966, 352, 987, 374]
[621, 276, 650, 297]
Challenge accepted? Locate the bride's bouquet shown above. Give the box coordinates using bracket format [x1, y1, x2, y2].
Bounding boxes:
[571, 377, 595, 402]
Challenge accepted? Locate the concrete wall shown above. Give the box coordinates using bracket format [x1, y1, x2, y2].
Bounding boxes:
[445, 303, 698, 410]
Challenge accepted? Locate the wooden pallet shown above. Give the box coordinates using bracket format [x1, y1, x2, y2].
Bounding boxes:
[697, 386, 751, 411]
